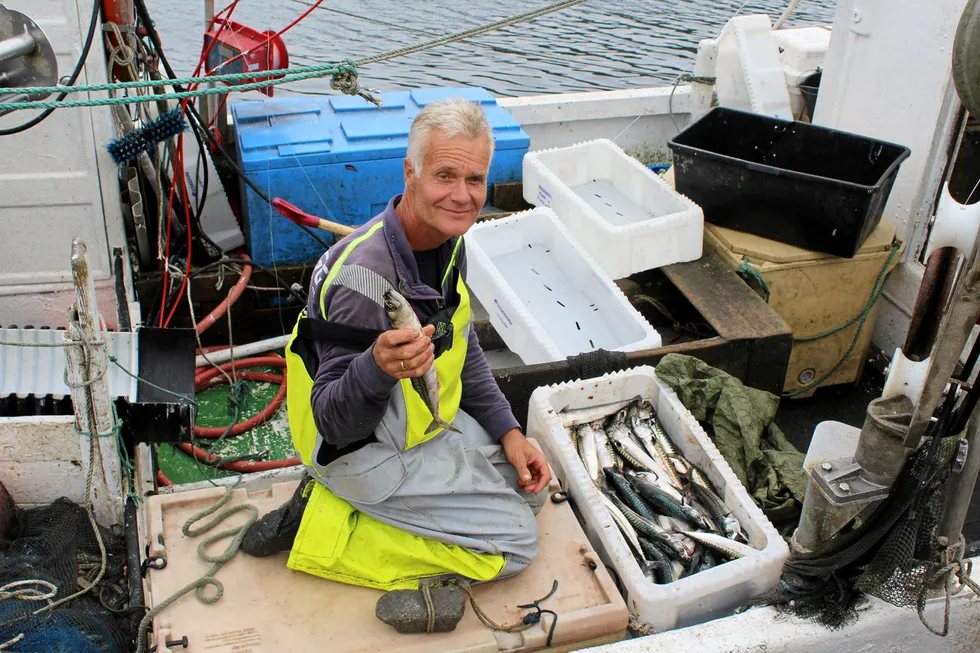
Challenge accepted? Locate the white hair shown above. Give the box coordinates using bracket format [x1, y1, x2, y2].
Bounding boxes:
[406, 97, 495, 174]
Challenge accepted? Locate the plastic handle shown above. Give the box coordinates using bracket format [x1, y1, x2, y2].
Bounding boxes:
[272, 198, 320, 228]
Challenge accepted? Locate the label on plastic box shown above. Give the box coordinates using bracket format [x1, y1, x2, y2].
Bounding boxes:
[537, 184, 553, 208]
[493, 298, 513, 329]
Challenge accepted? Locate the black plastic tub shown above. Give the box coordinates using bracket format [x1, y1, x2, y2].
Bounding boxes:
[668, 107, 911, 258]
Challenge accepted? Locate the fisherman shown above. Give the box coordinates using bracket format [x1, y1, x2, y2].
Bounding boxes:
[242, 97, 552, 633]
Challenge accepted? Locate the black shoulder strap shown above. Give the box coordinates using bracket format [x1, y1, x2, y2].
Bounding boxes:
[298, 317, 383, 350]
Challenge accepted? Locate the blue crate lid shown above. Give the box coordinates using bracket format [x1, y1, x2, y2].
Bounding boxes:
[231, 87, 529, 172]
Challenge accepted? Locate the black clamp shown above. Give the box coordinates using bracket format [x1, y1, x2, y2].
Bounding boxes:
[550, 491, 571, 505]
[141, 542, 167, 577]
[518, 579, 559, 647]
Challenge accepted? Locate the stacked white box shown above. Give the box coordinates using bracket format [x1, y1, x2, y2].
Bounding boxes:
[526, 366, 789, 633]
[522, 139, 703, 279]
[464, 207, 661, 365]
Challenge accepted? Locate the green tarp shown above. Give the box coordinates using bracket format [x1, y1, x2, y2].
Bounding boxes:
[655, 353, 808, 529]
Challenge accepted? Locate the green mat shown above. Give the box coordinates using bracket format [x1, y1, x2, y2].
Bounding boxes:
[155, 369, 296, 485]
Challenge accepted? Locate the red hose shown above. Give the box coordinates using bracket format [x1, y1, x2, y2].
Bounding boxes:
[156, 470, 174, 487]
[195, 254, 253, 334]
[177, 442, 300, 472]
[193, 357, 286, 438]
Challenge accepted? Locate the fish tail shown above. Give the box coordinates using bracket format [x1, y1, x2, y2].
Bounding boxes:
[426, 417, 461, 435]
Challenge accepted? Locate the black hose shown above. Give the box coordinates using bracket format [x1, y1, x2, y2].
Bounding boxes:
[132, 0, 331, 252]
[0, 0, 102, 135]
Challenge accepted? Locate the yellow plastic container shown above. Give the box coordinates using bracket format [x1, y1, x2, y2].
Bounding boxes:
[703, 219, 902, 397]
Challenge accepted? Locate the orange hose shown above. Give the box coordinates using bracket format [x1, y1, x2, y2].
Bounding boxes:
[195, 253, 252, 334]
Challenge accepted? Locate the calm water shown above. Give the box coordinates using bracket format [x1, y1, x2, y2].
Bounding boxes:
[152, 0, 836, 97]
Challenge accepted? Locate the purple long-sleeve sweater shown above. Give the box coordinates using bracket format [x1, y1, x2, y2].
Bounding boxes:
[305, 195, 520, 448]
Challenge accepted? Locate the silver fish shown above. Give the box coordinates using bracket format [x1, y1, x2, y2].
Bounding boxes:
[576, 422, 601, 483]
[382, 289, 459, 435]
[691, 476, 743, 541]
[607, 409, 670, 476]
[680, 530, 758, 560]
[560, 397, 639, 427]
[593, 421, 618, 471]
[599, 492, 644, 559]
[627, 406, 685, 490]
[643, 404, 693, 479]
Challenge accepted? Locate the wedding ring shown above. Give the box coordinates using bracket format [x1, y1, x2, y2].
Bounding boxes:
[400, 360, 406, 372]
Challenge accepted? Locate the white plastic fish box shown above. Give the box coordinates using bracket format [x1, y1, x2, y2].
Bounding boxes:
[526, 366, 789, 633]
[522, 139, 704, 279]
[464, 207, 662, 365]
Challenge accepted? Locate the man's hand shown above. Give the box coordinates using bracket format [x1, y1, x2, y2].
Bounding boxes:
[373, 324, 435, 380]
[500, 429, 551, 495]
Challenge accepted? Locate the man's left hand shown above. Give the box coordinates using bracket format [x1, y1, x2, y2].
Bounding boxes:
[500, 429, 551, 495]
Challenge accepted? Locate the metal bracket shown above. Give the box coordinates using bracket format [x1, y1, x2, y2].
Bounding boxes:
[811, 457, 892, 504]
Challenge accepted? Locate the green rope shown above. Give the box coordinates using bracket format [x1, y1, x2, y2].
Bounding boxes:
[782, 241, 902, 398]
[134, 478, 257, 653]
[1, 60, 351, 96]
[0, 67, 357, 110]
[737, 256, 771, 303]
[793, 242, 903, 343]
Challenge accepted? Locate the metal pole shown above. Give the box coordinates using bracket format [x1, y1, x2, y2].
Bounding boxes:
[938, 397, 980, 546]
[0, 31, 34, 63]
[905, 245, 980, 447]
[200, 0, 215, 128]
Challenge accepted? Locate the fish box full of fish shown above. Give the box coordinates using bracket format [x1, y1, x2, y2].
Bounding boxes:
[522, 138, 704, 279]
[527, 366, 788, 633]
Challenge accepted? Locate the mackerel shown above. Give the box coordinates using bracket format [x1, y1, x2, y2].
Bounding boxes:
[628, 407, 686, 490]
[560, 397, 639, 428]
[626, 470, 713, 530]
[593, 422, 618, 472]
[607, 409, 669, 475]
[604, 468, 656, 522]
[599, 492, 643, 558]
[638, 538, 676, 584]
[681, 530, 758, 560]
[383, 289, 459, 434]
[690, 477, 743, 541]
[639, 402, 693, 478]
[606, 492, 693, 563]
[576, 422, 601, 483]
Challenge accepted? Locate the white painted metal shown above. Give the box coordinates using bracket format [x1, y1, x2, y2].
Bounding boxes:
[0, 416, 88, 509]
[586, 560, 980, 652]
[812, 0, 969, 356]
[498, 86, 693, 162]
[0, 0, 129, 328]
[0, 327, 138, 398]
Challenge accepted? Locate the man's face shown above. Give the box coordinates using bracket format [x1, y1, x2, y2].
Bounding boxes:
[404, 130, 491, 239]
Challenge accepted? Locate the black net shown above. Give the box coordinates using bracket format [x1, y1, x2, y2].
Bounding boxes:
[0, 498, 135, 652]
[744, 434, 960, 629]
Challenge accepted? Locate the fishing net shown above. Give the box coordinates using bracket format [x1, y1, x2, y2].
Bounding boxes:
[0, 498, 134, 652]
[747, 433, 961, 630]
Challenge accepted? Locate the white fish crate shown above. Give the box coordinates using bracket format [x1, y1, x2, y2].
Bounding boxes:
[464, 207, 661, 365]
[522, 139, 704, 279]
[526, 366, 789, 633]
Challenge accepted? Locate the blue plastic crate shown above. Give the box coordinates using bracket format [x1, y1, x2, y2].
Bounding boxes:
[230, 87, 530, 267]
